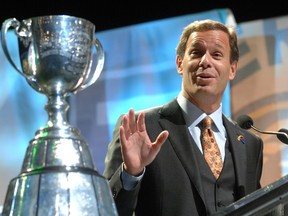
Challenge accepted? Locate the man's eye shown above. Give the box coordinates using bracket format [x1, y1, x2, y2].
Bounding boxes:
[213, 52, 223, 59]
[191, 50, 201, 55]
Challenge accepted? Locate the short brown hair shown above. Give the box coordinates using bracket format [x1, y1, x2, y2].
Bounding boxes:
[176, 19, 239, 64]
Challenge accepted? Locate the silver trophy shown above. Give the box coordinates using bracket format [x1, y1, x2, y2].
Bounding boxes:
[1, 15, 118, 215]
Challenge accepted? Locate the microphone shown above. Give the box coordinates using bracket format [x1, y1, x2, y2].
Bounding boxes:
[236, 114, 288, 144]
[278, 128, 288, 144]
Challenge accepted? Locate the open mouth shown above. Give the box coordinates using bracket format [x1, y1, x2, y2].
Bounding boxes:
[197, 73, 213, 79]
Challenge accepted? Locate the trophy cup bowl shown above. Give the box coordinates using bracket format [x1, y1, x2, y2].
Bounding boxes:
[1, 15, 118, 215]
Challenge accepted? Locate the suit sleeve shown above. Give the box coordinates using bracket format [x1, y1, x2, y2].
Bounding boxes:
[103, 114, 140, 216]
[242, 129, 264, 195]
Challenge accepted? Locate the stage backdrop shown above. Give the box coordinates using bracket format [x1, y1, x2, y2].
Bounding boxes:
[232, 16, 288, 186]
[0, 8, 287, 210]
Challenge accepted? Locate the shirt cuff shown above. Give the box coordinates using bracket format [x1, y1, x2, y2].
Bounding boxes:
[121, 163, 145, 190]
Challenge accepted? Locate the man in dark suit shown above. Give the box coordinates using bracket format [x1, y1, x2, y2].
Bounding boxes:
[103, 19, 263, 216]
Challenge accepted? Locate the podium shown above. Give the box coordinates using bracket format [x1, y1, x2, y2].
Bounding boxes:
[215, 175, 288, 216]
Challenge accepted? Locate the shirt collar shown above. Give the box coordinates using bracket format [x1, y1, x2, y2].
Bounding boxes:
[176, 93, 226, 136]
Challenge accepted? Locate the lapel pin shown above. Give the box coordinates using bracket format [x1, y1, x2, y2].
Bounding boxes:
[237, 135, 245, 144]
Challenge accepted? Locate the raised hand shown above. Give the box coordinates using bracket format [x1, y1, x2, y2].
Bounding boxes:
[119, 108, 169, 176]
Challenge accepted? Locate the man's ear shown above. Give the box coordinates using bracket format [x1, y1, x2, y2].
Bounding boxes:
[176, 55, 183, 75]
[229, 61, 238, 80]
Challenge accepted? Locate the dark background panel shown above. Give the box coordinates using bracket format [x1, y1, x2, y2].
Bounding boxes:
[0, 1, 287, 32]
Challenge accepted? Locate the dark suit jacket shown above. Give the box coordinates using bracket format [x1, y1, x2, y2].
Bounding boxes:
[103, 98, 263, 216]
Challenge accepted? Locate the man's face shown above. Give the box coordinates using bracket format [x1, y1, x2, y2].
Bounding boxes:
[176, 30, 237, 107]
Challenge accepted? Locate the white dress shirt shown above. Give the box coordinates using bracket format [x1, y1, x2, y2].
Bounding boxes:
[177, 94, 227, 161]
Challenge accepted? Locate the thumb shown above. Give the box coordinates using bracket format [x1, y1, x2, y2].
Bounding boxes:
[154, 130, 169, 147]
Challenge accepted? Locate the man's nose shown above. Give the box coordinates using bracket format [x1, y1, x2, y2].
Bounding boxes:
[199, 53, 211, 67]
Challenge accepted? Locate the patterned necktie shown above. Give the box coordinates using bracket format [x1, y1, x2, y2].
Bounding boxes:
[200, 116, 223, 179]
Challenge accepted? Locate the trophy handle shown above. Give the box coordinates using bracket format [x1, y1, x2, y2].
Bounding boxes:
[1, 18, 41, 92]
[75, 38, 105, 93]
[1, 19, 33, 80]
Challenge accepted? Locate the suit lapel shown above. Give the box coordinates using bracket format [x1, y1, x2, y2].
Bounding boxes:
[223, 116, 247, 191]
[158, 99, 206, 201]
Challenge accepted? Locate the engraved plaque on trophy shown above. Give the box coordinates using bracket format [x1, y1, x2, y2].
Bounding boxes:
[1, 15, 118, 215]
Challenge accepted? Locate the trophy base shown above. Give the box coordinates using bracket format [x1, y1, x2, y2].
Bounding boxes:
[2, 167, 118, 215]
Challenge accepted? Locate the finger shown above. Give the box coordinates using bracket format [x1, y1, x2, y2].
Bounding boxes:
[128, 108, 137, 133]
[121, 114, 130, 138]
[119, 125, 127, 146]
[137, 111, 146, 132]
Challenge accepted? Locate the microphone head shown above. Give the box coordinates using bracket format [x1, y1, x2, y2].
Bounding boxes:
[277, 128, 288, 144]
[237, 114, 254, 130]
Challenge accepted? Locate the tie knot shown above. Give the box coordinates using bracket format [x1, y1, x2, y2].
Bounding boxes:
[202, 116, 213, 129]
